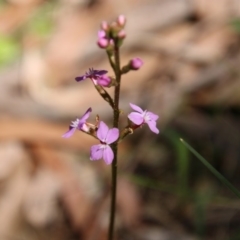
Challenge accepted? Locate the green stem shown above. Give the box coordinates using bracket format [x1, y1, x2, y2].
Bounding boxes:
[108, 40, 121, 240]
[107, 49, 116, 73]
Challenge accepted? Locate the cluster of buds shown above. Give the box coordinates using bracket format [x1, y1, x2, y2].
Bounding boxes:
[97, 15, 126, 49]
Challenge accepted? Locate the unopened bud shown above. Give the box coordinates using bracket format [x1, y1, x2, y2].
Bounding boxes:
[118, 30, 126, 39]
[109, 39, 114, 46]
[130, 58, 143, 70]
[98, 30, 106, 39]
[97, 38, 109, 48]
[101, 21, 109, 31]
[117, 15, 126, 27]
[97, 75, 111, 87]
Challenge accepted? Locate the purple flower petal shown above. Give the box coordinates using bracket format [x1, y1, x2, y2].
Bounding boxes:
[75, 75, 87, 82]
[128, 112, 144, 125]
[97, 121, 109, 142]
[62, 127, 76, 138]
[75, 107, 92, 130]
[103, 145, 114, 164]
[146, 121, 159, 134]
[92, 69, 108, 76]
[129, 103, 144, 113]
[98, 30, 106, 39]
[90, 144, 103, 160]
[105, 128, 119, 144]
[146, 112, 159, 121]
[80, 107, 92, 123]
[75, 69, 108, 82]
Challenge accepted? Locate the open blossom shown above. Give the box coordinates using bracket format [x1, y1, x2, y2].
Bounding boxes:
[128, 103, 159, 134]
[90, 121, 119, 165]
[75, 68, 110, 86]
[62, 108, 92, 138]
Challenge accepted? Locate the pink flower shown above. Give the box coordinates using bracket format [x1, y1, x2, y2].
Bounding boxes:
[128, 103, 159, 134]
[90, 121, 119, 165]
[75, 68, 110, 86]
[62, 108, 92, 138]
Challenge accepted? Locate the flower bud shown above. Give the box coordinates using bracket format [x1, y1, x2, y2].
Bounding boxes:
[97, 38, 109, 48]
[109, 39, 114, 46]
[117, 15, 126, 27]
[101, 21, 109, 31]
[130, 58, 143, 70]
[97, 75, 111, 87]
[118, 30, 126, 39]
[98, 30, 106, 39]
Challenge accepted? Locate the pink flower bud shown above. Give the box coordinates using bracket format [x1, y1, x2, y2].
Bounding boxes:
[98, 30, 106, 39]
[97, 75, 111, 87]
[109, 39, 114, 46]
[130, 58, 143, 70]
[118, 30, 126, 39]
[117, 15, 126, 27]
[97, 38, 109, 48]
[101, 21, 109, 31]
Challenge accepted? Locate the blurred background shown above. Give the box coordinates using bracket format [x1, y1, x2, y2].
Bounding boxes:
[1, 0, 240, 239]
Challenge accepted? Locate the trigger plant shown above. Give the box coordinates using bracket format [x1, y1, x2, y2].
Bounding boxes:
[62, 15, 159, 240]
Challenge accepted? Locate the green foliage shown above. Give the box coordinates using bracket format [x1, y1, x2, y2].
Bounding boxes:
[0, 0, 7, 7]
[28, 3, 54, 37]
[0, 35, 19, 66]
[230, 18, 240, 33]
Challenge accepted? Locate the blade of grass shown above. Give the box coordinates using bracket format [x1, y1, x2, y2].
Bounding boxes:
[175, 135, 190, 199]
[164, 130, 190, 199]
[180, 139, 240, 199]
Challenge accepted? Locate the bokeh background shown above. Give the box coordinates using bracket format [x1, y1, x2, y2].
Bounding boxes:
[1, 0, 240, 239]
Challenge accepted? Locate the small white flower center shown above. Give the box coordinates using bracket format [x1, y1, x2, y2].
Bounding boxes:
[100, 144, 108, 149]
[143, 110, 150, 122]
[70, 119, 80, 128]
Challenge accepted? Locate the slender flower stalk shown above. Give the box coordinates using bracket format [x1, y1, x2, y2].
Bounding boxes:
[62, 15, 159, 240]
[108, 36, 122, 240]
